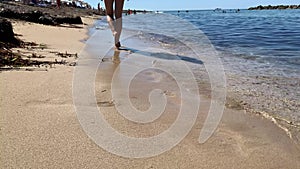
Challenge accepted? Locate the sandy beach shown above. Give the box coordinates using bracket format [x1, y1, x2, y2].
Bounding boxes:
[1, 9, 300, 169]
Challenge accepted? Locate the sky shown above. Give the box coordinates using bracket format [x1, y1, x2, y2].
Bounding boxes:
[86, 0, 300, 11]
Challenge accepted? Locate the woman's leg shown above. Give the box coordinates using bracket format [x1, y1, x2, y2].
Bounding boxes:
[115, 0, 124, 20]
[104, 0, 117, 36]
[114, 0, 125, 48]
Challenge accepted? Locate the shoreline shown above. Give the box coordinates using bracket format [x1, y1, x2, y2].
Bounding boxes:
[122, 12, 300, 146]
[223, 57, 300, 144]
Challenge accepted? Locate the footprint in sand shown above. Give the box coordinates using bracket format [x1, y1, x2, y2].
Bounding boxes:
[221, 130, 264, 158]
[97, 101, 115, 107]
[163, 90, 176, 97]
[145, 71, 163, 83]
[101, 58, 111, 62]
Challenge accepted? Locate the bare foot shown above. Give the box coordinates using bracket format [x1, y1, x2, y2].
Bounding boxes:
[115, 42, 121, 49]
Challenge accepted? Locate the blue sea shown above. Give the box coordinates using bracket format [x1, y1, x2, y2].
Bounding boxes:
[94, 9, 300, 141]
[169, 9, 300, 75]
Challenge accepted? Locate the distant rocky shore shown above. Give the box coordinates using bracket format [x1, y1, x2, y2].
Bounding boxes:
[0, 1, 101, 26]
[248, 5, 300, 10]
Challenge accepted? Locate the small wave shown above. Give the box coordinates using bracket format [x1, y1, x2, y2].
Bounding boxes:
[252, 110, 293, 139]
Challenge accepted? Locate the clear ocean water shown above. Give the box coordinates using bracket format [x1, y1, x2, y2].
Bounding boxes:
[168, 9, 300, 72]
[94, 9, 300, 141]
[110, 9, 300, 78]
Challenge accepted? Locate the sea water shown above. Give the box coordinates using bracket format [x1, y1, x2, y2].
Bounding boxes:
[94, 9, 300, 142]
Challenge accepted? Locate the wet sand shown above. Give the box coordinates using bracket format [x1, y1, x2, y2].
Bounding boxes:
[1, 19, 300, 168]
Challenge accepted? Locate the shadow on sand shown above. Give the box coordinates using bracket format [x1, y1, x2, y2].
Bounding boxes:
[118, 47, 203, 65]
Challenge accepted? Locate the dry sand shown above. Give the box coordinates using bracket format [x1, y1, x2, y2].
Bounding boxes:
[1, 17, 300, 168]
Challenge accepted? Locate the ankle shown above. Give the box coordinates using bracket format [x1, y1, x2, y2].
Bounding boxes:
[115, 42, 121, 49]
